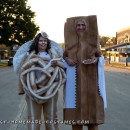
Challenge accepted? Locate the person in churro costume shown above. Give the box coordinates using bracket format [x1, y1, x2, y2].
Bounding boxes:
[63, 15, 107, 130]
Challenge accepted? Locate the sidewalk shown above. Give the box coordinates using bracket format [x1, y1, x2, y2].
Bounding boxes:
[105, 61, 130, 70]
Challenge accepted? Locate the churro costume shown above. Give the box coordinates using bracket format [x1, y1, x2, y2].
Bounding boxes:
[63, 15, 107, 129]
[13, 40, 66, 130]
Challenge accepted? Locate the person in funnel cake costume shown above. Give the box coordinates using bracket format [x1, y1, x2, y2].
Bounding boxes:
[13, 31, 66, 130]
[63, 15, 107, 130]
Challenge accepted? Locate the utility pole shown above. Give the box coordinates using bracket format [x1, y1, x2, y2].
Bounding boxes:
[125, 43, 128, 66]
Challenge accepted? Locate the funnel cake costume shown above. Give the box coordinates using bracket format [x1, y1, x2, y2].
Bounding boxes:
[13, 32, 66, 130]
[63, 15, 107, 130]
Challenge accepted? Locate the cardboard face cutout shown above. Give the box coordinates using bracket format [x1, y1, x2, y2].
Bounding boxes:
[75, 19, 87, 32]
[64, 15, 99, 61]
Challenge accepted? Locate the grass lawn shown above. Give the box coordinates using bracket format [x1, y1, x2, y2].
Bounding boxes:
[0, 62, 8, 67]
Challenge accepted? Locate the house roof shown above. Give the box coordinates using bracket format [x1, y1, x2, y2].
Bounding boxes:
[105, 42, 130, 51]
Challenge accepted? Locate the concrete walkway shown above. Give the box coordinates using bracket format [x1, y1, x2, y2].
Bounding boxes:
[0, 66, 130, 130]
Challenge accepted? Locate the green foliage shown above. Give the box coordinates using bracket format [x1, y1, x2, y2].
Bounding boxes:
[0, 62, 8, 67]
[99, 36, 109, 47]
[111, 37, 116, 45]
[0, 0, 39, 47]
[99, 36, 116, 47]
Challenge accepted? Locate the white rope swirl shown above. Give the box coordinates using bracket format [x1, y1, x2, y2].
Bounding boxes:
[20, 52, 66, 104]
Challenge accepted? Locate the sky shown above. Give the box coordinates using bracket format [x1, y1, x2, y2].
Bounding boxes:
[27, 0, 130, 43]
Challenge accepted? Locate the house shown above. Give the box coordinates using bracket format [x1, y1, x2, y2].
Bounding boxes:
[102, 26, 130, 64]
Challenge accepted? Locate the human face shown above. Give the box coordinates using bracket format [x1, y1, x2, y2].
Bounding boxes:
[76, 20, 86, 32]
[38, 36, 48, 52]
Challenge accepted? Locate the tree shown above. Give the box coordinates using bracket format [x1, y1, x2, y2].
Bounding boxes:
[99, 36, 109, 47]
[99, 36, 116, 47]
[0, 0, 39, 47]
[111, 37, 116, 45]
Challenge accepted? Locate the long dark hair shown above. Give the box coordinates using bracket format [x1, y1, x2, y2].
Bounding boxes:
[29, 33, 51, 54]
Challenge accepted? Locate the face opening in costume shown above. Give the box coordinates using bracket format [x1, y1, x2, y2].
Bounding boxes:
[76, 20, 86, 32]
[38, 36, 48, 51]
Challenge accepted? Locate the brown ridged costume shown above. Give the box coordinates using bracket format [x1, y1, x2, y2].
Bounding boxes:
[63, 15, 104, 125]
